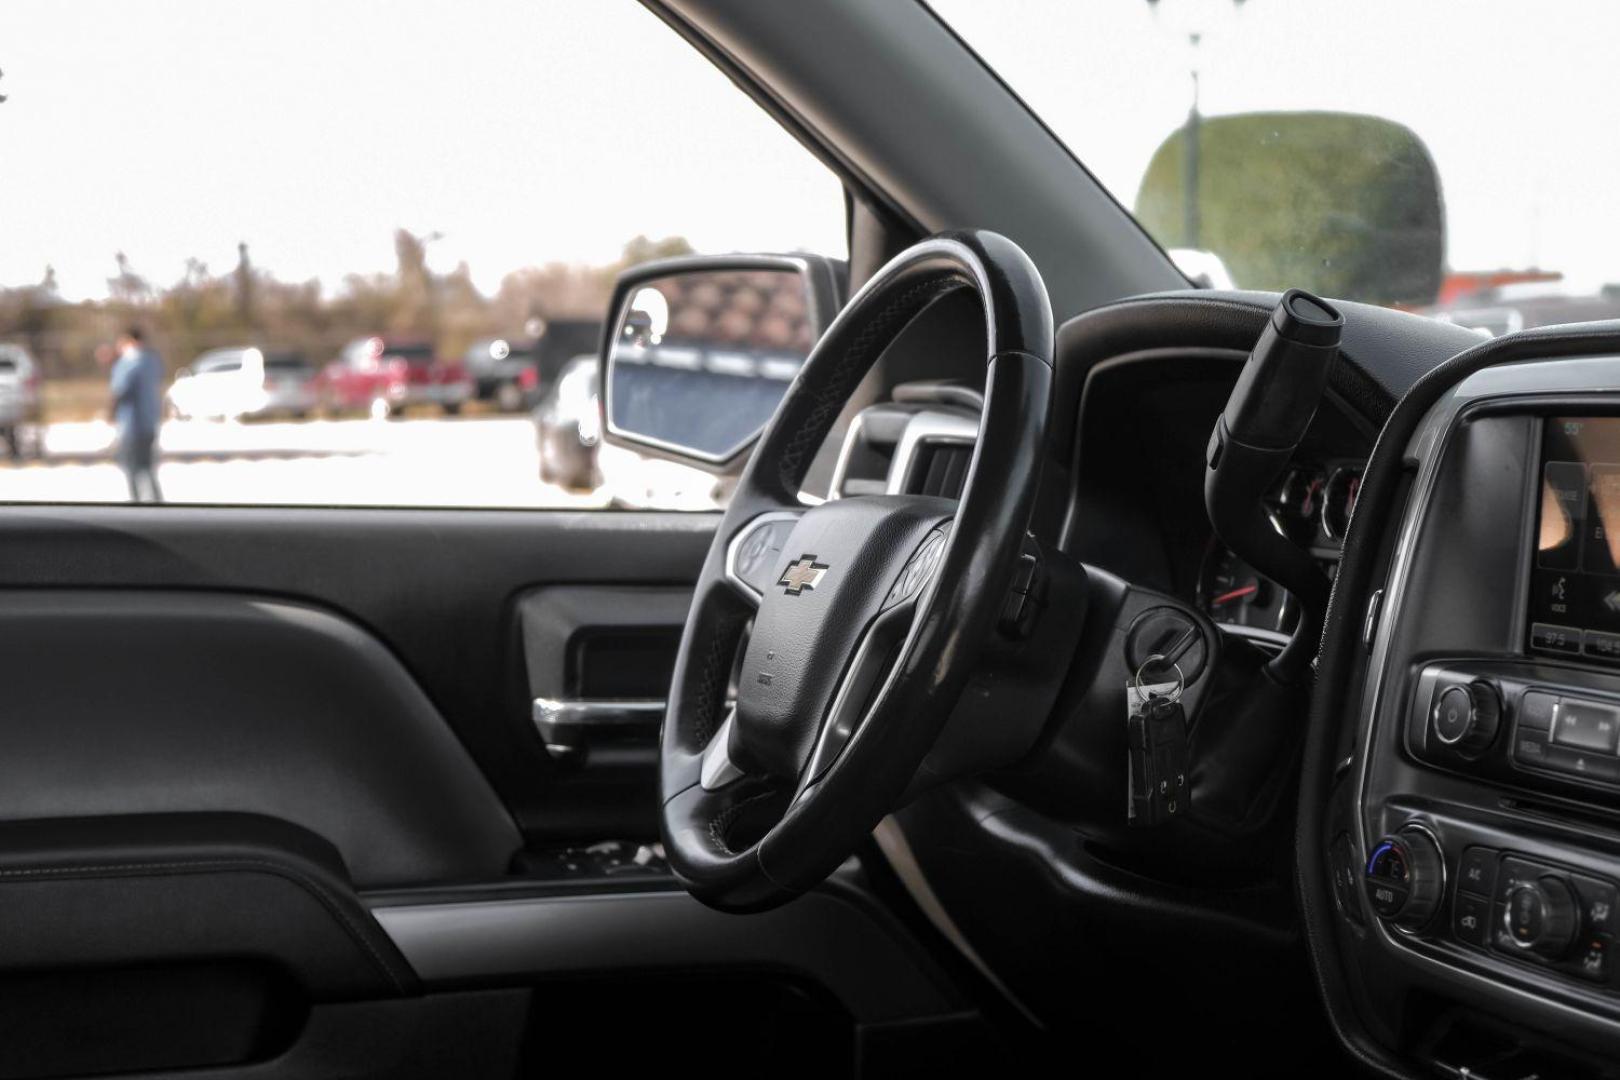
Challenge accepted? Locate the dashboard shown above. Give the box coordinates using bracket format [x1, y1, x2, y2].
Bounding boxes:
[860, 286, 1620, 1077]
[867, 287, 1620, 1075]
[1058, 345, 1371, 645]
[1333, 358, 1620, 1074]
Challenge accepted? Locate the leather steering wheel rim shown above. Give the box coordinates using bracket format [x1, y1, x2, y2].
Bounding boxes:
[658, 230, 1054, 912]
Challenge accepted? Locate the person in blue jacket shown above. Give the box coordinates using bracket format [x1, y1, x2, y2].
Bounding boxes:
[109, 326, 165, 502]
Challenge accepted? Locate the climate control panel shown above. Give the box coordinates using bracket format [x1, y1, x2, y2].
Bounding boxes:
[1454, 850, 1616, 986]
[1365, 831, 1620, 993]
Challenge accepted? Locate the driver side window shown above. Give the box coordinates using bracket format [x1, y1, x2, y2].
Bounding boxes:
[0, 2, 845, 509]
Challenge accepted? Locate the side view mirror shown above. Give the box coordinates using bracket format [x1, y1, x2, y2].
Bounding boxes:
[600, 254, 844, 471]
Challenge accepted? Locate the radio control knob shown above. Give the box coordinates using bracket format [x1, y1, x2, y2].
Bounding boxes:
[1432, 680, 1500, 758]
[1503, 876, 1578, 959]
[1365, 827, 1445, 930]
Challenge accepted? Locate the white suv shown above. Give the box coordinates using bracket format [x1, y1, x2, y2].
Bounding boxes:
[0, 344, 44, 460]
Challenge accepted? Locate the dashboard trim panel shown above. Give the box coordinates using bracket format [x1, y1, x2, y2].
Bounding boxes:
[1353, 358, 1620, 1047]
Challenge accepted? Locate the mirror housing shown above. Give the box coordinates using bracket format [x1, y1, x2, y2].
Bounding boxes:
[599, 254, 844, 472]
[1135, 111, 1445, 307]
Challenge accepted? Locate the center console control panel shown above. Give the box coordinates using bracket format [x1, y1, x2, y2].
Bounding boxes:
[1364, 827, 1620, 992]
[1406, 661, 1620, 803]
[1346, 395, 1620, 1064]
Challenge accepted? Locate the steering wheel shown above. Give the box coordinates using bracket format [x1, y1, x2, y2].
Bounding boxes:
[659, 230, 1054, 911]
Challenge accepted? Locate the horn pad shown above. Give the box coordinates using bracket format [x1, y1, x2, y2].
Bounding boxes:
[728, 495, 953, 780]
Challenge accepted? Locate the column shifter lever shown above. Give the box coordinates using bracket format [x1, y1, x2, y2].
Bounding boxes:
[1205, 289, 1343, 684]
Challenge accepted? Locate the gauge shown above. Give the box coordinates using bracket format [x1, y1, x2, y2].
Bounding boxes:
[1322, 466, 1363, 540]
[1198, 543, 1298, 634]
[1269, 466, 1327, 543]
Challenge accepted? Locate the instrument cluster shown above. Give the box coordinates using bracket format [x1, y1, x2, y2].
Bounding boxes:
[1198, 458, 1364, 634]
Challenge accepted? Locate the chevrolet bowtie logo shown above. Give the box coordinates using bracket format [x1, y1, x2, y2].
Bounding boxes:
[777, 555, 829, 596]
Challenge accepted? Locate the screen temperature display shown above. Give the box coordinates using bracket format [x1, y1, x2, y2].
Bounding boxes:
[1529, 417, 1620, 663]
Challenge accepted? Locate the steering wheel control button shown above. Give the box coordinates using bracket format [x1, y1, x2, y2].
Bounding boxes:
[996, 541, 1047, 640]
[885, 530, 947, 608]
[1430, 680, 1499, 758]
[1366, 828, 1443, 929]
[1457, 846, 1499, 899]
[1550, 698, 1620, 753]
[726, 513, 801, 599]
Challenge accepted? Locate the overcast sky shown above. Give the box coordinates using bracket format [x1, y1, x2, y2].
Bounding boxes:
[3, 0, 1617, 300]
[937, 0, 1620, 291]
[0, 0, 848, 299]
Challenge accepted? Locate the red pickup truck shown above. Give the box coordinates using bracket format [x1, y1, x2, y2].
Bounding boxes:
[315, 336, 473, 419]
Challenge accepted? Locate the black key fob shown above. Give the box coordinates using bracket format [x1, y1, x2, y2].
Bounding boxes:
[1128, 689, 1190, 826]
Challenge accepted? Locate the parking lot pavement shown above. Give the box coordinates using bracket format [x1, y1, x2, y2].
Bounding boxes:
[0, 416, 609, 508]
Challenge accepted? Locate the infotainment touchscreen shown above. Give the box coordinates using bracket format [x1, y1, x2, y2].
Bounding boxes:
[1529, 417, 1620, 663]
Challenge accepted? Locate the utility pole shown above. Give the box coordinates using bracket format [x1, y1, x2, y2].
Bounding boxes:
[1147, 0, 1244, 251]
[1184, 35, 1202, 250]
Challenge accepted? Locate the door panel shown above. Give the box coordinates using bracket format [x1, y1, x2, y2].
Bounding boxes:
[0, 591, 515, 887]
[0, 505, 715, 840]
[0, 504, 976, 1077]
[0, 505, 716, 1078]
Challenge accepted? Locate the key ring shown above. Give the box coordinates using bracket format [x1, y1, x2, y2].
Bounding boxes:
[1133, 653, 1185, 704]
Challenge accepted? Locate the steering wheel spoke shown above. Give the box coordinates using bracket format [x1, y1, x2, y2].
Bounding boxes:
[793, 595, 918, 801]
[699, 705, 746, 791]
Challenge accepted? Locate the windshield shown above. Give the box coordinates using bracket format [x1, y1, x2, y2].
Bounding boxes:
[929, 0, 1620, 332]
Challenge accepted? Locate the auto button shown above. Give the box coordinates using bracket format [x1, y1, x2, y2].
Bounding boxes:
[1366, 827, 1444, 930]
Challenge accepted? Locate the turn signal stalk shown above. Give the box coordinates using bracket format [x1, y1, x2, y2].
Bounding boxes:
[1205, 289, 1342, 684]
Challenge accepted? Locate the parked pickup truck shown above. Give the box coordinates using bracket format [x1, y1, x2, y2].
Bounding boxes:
[315, 336, 472, 419]
[466, 320, 604, 413]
